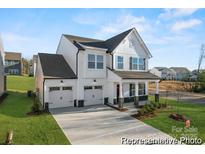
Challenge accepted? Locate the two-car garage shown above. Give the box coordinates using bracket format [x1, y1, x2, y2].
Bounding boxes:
[47, 84, 103, 109]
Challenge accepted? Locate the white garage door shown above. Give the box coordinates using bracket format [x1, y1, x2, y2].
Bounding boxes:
[49, 86, 73, 108]
[84, 86, 103, 106]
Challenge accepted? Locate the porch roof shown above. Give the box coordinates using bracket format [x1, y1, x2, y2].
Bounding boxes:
[112, 70, 160, 80]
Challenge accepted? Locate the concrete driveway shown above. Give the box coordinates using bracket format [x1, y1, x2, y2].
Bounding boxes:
[50, 105, 175, 145]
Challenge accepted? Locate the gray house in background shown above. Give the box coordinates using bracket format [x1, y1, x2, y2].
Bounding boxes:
[170, 67, 190, 80]
[4, 52, 22, 75]
[150, 67, 176, 80]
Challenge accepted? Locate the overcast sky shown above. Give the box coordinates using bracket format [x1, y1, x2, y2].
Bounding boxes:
[0, 8, 204, 70]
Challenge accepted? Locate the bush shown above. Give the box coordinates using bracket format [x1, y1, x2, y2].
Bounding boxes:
[31, 99, 41, 113]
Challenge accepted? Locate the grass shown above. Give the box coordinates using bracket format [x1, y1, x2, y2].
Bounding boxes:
[142, 96, 205, 144]
[7, 75, 35, 92]
[0, 75, 70, 144]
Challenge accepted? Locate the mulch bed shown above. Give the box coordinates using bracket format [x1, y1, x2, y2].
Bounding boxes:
[26, 110, 48, 116]
[169, 113, 190, 122]
[131, 112, 156, 120]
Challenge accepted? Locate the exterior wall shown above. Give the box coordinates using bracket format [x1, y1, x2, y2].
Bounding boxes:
[176, 72, 190, 80]
[0, 38, 4, 96]
[56, 35, 78, 74]
[44, 79, 77, 104]
[79, 48, 107, 79]
[112, 31, 149, 71]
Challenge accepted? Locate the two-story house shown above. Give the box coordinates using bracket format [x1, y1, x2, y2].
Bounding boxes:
[150, 67, 176, 80]
[36, 28, 160, 109]
[170, 67, 190, 81]
[4, 52, 22, 75]
[0, 36, 6, 98]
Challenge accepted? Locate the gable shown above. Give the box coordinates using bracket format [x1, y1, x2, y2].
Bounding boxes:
[112, 30, 151, 58]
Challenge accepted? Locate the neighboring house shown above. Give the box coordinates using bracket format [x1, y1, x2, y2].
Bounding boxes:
[4, 52, 22, 75]
[150, 67, 176, 80]
[0, 36, 6, 97]
[170, 67, 190, 80]
[190, 69, 205, 81]
[29, 55, 38, 76]
[36, 28, 160, 109]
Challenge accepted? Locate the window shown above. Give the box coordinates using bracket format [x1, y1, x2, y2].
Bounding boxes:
[117, 56, 124, 69]
[49, 87, 60, 92]
[138, 83, 145, 96]
[129, 84, 135, 96]
[94, 86, 103, 89]
[88, 54, 104, 69]
[97, 55, 103, 69]
[84, 86, 93, 90]
[139, 58, 145, 70]
[62, 87, 72, 90]
[130, 57, 138, 70]
[88, 54, 95, 69]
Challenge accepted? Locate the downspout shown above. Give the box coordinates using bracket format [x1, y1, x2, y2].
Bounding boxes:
[111, 53, 113, 70]
[43, 78, 45, 108]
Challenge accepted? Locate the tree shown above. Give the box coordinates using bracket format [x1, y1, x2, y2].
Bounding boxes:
[22, 58, 30, 75]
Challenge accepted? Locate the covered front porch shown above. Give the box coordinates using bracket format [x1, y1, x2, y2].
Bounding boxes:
[113, 79, 160, 107]
[107, 69, 160, 108]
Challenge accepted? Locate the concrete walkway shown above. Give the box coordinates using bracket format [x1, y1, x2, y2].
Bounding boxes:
[50, 105, 176, 145]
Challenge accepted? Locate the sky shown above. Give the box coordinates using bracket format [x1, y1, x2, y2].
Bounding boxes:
[0, 8, 204, 70]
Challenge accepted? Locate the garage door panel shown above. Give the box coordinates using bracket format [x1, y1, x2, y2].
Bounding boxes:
[84, 86, 103, 106]
[49, 86, 73, 108]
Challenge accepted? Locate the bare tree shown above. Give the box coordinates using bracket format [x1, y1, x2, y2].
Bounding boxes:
[198, 44, 205, 75]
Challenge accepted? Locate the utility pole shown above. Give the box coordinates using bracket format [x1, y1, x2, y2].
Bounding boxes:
[198, 44, 205, 74]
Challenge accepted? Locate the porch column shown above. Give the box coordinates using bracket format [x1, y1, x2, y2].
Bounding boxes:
[145, 81, 148, 95]
[134, 82, 139, 106]
[155, 80, 160, 102]
[118, 82, 124, 109]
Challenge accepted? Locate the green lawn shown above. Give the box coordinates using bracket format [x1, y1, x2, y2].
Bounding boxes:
[143, 97, 205, 144]
[0, 75, 70, 144]
[7, 75, 35, 92]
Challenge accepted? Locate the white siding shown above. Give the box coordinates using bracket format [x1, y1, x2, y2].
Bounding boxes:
[79, 48, 107, 79]
[113, 31, 149, 71]
[56, 36, 78, 74]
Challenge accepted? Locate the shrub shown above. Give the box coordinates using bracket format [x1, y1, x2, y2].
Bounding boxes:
[31, 99, 41, 113]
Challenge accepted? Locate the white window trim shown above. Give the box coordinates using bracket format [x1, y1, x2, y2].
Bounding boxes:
[87, 54, 104, 70]
[116, 56, 124, 70]
[131, 57, 138, 70]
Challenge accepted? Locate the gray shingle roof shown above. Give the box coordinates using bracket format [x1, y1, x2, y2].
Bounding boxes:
[63, 28, 133, 53]
[112, 70, 160, 80]
[170, 67, 190, 73]
[38, 53, 77, 78]
[5, 52, 22, 61]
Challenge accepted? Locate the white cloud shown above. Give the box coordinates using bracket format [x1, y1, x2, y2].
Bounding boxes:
[171, 19, 202, 32]
[1, 32, 35, 44]
[95, 14, 150, 39]
[159, 8, 199, 19]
